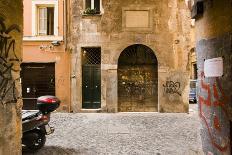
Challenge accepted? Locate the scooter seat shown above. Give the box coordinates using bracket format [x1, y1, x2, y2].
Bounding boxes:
[22, 110, 40, 121]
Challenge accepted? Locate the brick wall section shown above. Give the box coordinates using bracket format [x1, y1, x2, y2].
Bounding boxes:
[195, 0, 232, 154]
[0, 0, 23, 154]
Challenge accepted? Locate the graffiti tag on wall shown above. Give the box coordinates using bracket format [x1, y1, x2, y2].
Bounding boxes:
[198, 72, 229, 152]
[163, 81, 181, 96]
[0, 17, 21, 104]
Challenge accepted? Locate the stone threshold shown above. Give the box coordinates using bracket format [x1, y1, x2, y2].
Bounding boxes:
[80, 109, 102, 113]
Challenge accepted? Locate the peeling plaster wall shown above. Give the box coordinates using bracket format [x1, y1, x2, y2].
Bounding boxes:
[68, 0, 192, 113]
[195, 0, 232, 154]
[0, 0, 23, 154]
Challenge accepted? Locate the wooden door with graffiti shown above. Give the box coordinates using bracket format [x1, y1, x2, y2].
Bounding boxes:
[118, 44, 158, 112]
[21, 63, 55, 109]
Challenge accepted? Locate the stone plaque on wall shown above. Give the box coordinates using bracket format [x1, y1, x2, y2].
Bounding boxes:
[122, 7, 153, 31]
[125, 11, 149, 28]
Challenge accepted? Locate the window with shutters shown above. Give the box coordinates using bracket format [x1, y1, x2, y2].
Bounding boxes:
[32, 0, 58, 36]
[37, 6, 54, 35]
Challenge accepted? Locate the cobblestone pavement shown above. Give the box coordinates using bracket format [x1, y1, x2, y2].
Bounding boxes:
[23, 104, 203, 155]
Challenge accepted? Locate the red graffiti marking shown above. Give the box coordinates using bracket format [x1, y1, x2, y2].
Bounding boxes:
[213, 78, 229, 117]
[198, 72, 229, 152]
[213, 116, 221, 132]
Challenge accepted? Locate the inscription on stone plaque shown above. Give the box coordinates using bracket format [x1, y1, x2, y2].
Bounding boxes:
[125, 10, 149, 28]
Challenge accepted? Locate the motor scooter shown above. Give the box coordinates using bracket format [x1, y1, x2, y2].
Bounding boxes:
[22, 95, 60, 152]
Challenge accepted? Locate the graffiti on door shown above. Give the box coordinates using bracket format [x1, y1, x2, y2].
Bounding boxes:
[0, 17, 21, 104]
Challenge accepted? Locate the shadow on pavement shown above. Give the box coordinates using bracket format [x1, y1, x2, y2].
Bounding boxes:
[22, 146, 85, 155]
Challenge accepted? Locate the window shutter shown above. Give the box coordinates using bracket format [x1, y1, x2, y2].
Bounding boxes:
[38, 7, 47, 35]
[47, 7, 54, 35]
[86, 0, 91, 9]
[94, 0, 100, 12]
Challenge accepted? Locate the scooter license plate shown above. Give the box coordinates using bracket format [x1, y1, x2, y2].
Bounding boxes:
[45, 125, 54, 135]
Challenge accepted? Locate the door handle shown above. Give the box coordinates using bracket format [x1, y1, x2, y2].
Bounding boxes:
[26, 87, 30, 93]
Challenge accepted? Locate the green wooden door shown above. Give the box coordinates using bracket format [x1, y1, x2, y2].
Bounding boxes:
[82, 65, 101, 109]
[82, 48, 101, 109]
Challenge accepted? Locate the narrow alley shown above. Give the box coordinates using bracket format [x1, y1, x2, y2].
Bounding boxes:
[23, 104, 203, 155]
[1, 1, 231, 154]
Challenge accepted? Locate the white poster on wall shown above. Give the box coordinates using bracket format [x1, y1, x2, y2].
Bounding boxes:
[204, 57, 223, 77]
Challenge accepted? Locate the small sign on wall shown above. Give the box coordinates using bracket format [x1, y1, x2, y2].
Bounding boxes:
[204, 57, 223, 77]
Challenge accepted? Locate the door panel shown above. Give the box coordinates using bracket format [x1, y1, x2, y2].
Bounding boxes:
[83, 65, 92, 106]
[21, 63, 55, 110]
[118, 44, 158, 112]
[82, 47, 101, 109]
[82, 65, 101, 109]
[92, 66, 101, 104]
[118, 65, 158, 112]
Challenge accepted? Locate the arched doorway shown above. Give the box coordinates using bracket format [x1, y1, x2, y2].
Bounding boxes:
[118, 44, 158, 112]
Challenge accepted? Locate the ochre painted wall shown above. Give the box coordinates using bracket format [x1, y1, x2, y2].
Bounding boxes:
[23, 0, 32, 36]
[23, 0, 64, 36]
[23, 0, 70, 112]
[23, 42, 71, 112]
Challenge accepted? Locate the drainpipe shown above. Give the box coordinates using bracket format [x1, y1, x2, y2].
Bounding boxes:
[63, 0, 66, 49]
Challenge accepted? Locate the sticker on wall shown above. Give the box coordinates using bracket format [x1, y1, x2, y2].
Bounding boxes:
[204, 57, 223, 77]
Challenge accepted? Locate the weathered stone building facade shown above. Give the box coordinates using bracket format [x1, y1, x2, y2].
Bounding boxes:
[0, 0, 23, 154]
[67, 0, 193, 113]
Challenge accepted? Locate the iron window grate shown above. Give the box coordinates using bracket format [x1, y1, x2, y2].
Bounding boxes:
[118, 44, 157, 66]
[82, 48, 101, 65]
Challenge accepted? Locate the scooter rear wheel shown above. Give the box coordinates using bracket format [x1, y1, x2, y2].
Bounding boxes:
[23, 130, 46, 152]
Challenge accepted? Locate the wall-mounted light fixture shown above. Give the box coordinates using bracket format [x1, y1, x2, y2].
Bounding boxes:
[51, 40, 61, 46]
